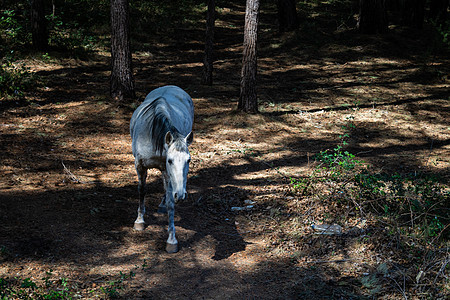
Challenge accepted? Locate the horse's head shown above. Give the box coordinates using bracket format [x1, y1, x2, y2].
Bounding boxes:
[164, 131, 193, 202]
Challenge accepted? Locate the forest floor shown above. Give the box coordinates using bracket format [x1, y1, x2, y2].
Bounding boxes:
[1, 2, 449, 299]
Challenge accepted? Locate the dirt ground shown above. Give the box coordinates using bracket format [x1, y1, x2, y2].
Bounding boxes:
[1, 3, 449, 299]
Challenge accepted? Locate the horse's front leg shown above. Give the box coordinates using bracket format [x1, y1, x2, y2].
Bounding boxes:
[134, 163, 147, 231]
[163, 171, 178, 253]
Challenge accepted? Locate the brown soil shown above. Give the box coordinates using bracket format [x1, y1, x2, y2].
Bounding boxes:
[1, 3, 449, 299]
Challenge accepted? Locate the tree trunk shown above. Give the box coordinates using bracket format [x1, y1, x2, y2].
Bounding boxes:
[110, 0, 135, 102]
[239, 0, 260, 113]
[31, 0, 48, 50]
[277, 0, 299, 33]
[202, 0, 215, 86]
[357, 0, 388, 34]
[400, 0, 425, 29]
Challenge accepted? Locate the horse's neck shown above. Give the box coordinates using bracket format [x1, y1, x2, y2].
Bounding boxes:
[157, 106, 178, 133]
[152, 107, 180, 154]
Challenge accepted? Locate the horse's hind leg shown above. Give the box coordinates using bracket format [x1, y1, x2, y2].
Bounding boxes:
[134, 163, 147, 231]
[157, 194, 167, 213]
[157, 174, 168, 214]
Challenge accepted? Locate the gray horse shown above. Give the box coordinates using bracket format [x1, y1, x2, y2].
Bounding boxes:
[130, 85, 194, 253]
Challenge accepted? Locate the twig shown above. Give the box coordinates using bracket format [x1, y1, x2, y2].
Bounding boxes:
[388, 276, 408, 300]
[62, 161, 88, 184]
[429, 223, 450, 246]
[390, 263, 409, 300]
[356, 150, 373, 155]
[260, 160, 291, 179]
[433, 254, 450, 284]
[306, 258, 353, 264]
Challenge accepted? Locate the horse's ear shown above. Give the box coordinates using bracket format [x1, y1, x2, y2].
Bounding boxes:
[185, 132, 193, 146]
[165, 131, 173, 145]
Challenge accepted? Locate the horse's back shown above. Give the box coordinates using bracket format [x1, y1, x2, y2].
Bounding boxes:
[144, 86, 193, 119]
[131, 86, 193, 129]
[130, 86, 194, 162]
[144, 85, 191, 105]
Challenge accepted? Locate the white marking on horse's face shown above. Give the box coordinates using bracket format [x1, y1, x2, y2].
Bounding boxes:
[166, 145, 190, 202]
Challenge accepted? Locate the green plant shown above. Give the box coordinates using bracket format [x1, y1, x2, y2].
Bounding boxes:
[0, 271, 73, 300]
[314, 113, 361, 176]
[425, 216, 445, 237]
[100, 271, 135, 299]
[20, 278, 37, 289]
[0, 9, 30, 49]
[353, 171, 449, 240]
[0, 55, 37, 98]
[289, 107, 449, 248]
[0, 245, 9, 257]
[0, 277, 7, 291]
[289, 113, 362, 197]
[227, 146, 259, 157]
[339, 115, 356, 146]
[42, 52, 51, 61]
[433, 19, 450, 46]
[46, 13, 98, 53]
[316, 145, 361, 172]
[290, 177, 309, 193]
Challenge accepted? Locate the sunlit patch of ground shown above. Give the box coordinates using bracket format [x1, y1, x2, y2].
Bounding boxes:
[1, 2, 449, 299]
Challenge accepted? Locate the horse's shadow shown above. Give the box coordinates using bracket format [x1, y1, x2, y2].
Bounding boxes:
[179, 193, 249, 261]
[142, 180, 248, 260]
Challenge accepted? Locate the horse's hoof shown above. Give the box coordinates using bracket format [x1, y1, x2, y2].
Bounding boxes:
[133, 222, 145, 231]
[157, 206, 167, 214]
[166, 242, 178, 253]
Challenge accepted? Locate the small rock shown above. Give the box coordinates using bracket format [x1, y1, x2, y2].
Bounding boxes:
[312, 224, 342, 235]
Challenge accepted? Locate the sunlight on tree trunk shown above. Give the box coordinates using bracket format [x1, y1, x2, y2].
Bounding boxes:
[239, 0, 260, 113]
[202, 0, 215, 86]
[110, 0, 135, 102]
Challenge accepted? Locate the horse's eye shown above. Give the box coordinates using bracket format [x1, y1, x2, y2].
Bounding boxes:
[168, 159, 173, 165]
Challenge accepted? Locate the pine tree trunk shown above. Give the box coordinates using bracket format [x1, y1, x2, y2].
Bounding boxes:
[277, 0, 299, 33]
[202, 0, 215, 86]
[110, 0, 135, 102]
[357, 0, 388, 34]
[239, 0, 260, 113]
[31, 0, 48, 50]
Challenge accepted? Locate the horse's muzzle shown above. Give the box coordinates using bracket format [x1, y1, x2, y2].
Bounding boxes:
[174, 192, 187, 203]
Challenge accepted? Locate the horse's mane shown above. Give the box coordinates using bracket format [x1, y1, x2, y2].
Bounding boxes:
[145, 98, 180, 154]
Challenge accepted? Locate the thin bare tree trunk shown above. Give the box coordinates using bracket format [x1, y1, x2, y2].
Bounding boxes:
[31, 0, 48, 50]
[202, 0, 215, 85]
[110, 0, 135, 102]
[239, 0, 260, 113]
[400, 0, 425, 29]
[357, 0, 388, 34]
[277, 0, 299, 33]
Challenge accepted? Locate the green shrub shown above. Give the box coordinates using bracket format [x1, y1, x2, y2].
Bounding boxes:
[0, 9, 30, 50]
[0, 274, 72, 300]
[46, 13, 99, 52]
[433, 19, 450, 47]
[0, 57, 36, 98]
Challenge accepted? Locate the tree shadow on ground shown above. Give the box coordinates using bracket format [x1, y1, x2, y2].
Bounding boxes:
[122, 258, 367, 300]
[0, 165, 250, 265]
[1, 1, 449, 298]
